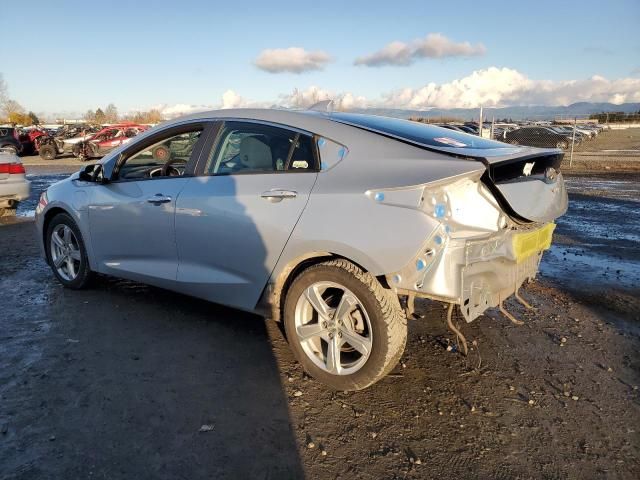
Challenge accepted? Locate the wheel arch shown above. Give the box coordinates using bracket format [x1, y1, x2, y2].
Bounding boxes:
[41, 205, 96, 270]
[42, 207, 69, 245]
[261, 250, 390, 323]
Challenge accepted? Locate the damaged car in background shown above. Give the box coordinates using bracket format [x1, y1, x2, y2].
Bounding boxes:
[35, 108, 567, 390]
[72, 123, 150, 161]
[37, 124, 101, 160]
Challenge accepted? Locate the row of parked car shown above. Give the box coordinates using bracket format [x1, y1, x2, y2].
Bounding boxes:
[0, 123, 151, 161]
[434, 121, 605, 149]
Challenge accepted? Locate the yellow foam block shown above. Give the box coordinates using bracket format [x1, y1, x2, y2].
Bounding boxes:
[512, 223, 556, 263]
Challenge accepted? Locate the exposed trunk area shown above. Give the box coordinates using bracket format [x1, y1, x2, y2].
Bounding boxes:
[478, 150, 568, 224]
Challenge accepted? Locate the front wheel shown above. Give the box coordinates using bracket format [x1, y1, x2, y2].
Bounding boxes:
[556, 140, 569, 149]
[283, 259, 407, 390]
[45, 213, 93, 289]
[39, 144, 57, 160]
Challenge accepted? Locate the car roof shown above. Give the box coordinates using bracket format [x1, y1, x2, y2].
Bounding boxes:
[152, 108, 561, 162]
[163, 108, 510, 151]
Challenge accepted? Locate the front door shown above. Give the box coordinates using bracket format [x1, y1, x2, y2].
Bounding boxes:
[174, 121, 318, 311]
[88, 124, 209, 288]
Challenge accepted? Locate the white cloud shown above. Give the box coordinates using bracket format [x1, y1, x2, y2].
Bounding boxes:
[220, 90, 249, 109]
[379, 68, 640, 108]
[254, 47, 332, 73]
[152, 103, 212, 118]
[279, 86, 368, 110]
[355, 33, 486, 67]
[146, 68, 640, 119]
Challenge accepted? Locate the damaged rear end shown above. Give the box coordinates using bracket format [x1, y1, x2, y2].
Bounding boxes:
[375, 146, 567, 323]
[330, 114, 568, 324]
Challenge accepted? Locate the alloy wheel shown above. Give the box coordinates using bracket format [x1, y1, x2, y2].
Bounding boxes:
[294, 281, 373, 375]
[50, 224, 82, 281]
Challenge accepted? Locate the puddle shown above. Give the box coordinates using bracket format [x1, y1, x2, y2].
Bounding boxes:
[564, 176, 640, 202]
[540, 245, 640, 290]
[17, 173, 70, 217]
[541, 175, 640, 292]
[555, 197, 640, 245]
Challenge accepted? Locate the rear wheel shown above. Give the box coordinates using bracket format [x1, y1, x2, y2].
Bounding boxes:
[45, 213, 93, 289]
[283, 259, 407, 390]
[556, 140, 569, 149]
[39, 144, 57, 160]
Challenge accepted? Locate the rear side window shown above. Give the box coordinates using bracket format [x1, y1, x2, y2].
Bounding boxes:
[206, 122, 317, 175]
[328, 112, 507, 150]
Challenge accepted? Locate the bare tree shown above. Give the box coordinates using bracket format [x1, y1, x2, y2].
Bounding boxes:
[123, 109, 164, 124]
[104, 103, 118, 123]
[0, 73, 7, 106]
[94, 108, 106, 124]
[84, 109, 96, 122]
[2, 99, 25, 124]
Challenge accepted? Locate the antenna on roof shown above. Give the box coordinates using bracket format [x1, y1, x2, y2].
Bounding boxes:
[307, 99, 334, 113]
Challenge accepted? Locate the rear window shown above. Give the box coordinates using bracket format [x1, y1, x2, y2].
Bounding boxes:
[328, 113, 508, 150]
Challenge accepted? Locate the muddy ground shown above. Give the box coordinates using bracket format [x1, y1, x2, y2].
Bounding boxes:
[0, 166, 638, 479]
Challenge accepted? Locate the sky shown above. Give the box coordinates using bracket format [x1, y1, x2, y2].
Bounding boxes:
[1, 0, 639, 118]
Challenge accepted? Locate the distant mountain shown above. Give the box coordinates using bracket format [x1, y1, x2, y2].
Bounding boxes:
[350, 102, 640, 121]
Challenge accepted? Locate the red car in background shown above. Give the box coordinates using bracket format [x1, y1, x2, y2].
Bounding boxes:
[18, 128, 48, 155]
[73, 123, 150, 161]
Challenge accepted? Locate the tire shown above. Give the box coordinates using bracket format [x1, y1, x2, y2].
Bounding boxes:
[556, 140, 569, 150]
[45, 213, 93, 289]
[39, 144, 57, 160]
[72, 144, 81, 158]
[152, 145, 171, 161]
[283, 259, 407, 391]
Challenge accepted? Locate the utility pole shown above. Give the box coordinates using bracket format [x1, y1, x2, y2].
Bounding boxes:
[569, 117, 577, 168]
[478, 106, 483, 136]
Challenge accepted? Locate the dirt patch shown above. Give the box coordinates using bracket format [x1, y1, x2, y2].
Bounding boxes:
[561, 128, 640, 173]
[1, 216, 639, 479]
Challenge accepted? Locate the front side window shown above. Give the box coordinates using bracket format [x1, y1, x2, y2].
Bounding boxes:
[206, 122, 315, 175]
[117, 128, 203, 180]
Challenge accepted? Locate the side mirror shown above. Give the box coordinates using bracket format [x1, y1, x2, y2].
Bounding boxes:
[78, 163, 108, 183]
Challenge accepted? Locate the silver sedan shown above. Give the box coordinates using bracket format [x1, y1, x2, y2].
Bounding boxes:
[35, 109, 567, 390]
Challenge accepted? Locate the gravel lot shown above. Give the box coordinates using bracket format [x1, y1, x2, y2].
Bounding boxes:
[0, 165, 638, 479]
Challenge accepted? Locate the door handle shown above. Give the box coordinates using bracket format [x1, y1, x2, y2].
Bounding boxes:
[261, 190, 297, 203]
[147, 194, 172, 205]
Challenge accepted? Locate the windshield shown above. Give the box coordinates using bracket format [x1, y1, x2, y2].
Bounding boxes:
[327, 112, 510, 150]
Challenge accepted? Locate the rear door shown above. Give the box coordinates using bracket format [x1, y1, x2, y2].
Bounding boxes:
[174, 120, 318, 311]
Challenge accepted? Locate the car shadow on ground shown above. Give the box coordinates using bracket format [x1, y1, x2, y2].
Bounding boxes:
[0, 220, 305, 479]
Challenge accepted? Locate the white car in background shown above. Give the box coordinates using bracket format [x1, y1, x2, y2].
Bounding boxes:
[0, 151, 30, 217]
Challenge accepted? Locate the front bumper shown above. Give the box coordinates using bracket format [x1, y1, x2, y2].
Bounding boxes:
[387, 224, 555, 322]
